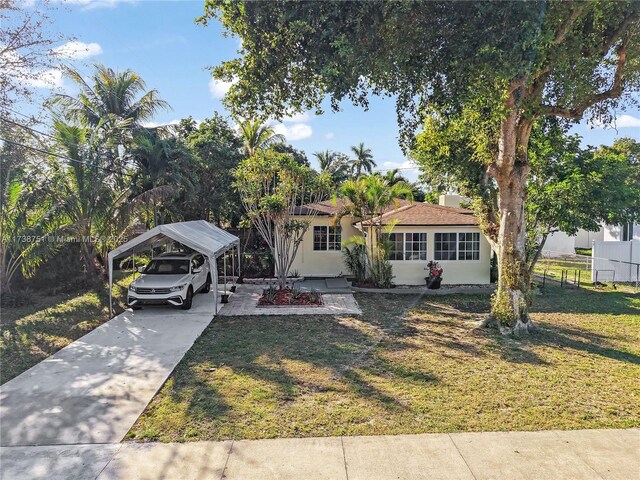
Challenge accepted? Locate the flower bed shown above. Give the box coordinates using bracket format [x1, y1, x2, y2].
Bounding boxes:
[258, 287, 323, 306]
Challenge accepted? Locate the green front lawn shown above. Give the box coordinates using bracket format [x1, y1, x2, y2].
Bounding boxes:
[128, 284, 639, 442]
[0, 273, 132, 384]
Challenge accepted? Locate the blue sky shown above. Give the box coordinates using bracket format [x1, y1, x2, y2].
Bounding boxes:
[28, 0, 640, 181]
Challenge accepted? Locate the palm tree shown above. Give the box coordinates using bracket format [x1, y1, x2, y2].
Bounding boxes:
[237, 119, 285, 157]
[382, 168, 408, 186]
[52, 120, 136, 280]
[0, 138, 68, 292]
[51, 65, 169, 186]
[52, 65, 169, 131]
[338, 174, 413, 286]
[130, 129, 194, 227]
[349, 142, 377, 177]
[314, 150, 349, 186]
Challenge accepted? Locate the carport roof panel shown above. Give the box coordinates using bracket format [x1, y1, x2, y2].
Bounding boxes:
[108, 220, 239, 261]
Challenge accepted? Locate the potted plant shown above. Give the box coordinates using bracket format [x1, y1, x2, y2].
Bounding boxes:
[425, 260, 443, 289]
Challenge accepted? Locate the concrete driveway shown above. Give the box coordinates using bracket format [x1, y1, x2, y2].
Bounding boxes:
[0, 291, 217, 447]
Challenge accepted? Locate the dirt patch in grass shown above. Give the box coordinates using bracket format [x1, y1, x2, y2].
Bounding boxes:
[0, 273, 132, 384]
[127, 285, 639, 442]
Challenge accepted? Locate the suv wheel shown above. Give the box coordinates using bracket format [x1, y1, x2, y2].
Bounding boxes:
[201, 274, 211, 293]
[181, 286, 193, 310]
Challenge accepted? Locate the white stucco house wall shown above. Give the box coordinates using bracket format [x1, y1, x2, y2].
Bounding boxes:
[290, 196, 492, 286]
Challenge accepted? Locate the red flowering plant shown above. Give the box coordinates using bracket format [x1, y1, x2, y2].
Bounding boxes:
[425, 260, 443, 288]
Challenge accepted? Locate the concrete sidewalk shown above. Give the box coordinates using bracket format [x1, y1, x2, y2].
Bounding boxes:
[1, 429, 637, 480]
[0, 292, 217, 447]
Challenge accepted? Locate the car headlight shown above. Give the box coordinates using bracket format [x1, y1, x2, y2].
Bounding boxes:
[169, 284, 186, 292]
[128, 284, 137, 293]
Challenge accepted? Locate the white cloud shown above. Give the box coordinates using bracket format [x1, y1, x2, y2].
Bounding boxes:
[382, 159, 416, 170]
[141, 119, 181, 129]
[22, 68, 64, 89]
[273, 123, 313, 141]
[324, 132, 335, 140]
[590, 114, 640, 129]
[281, 111, 310, 123]
[615, 114, 640, 128]
[53, 41, 103, 60]
[209, 77, 235, 99]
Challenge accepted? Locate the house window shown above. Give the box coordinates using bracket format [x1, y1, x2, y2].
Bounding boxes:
[313, 225, 341, 251]
[387, 233, 405, 260]
[405, 232, 427, 260]
[458, 232, 480, 260]
[435, 232, 481, 261]
[384, 232, 427, 261]
[434, 233, 457, 260]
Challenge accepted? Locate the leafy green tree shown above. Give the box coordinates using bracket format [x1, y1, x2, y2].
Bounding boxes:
[237, 118, 285, 157]
[337, 174, 413, 287]
[130, 128, 196, 227]
[52, 120, 134, 280]
[414, 117, 640, 289]
[177, 114, 244, 226]
[271, 143, 310, 166]
[205, 1, 640, 333]
[233, 150, 332, 289]
[314, 150, 349, 187]
[349, 142, 377, 177]
[525, 123, 639, 271]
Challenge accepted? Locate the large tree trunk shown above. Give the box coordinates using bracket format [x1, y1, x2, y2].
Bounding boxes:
[489, 101, 535, 335]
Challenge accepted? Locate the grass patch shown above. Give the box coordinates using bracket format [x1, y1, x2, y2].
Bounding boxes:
[0, 272, 132, 384]
[128, 285, 639, 442]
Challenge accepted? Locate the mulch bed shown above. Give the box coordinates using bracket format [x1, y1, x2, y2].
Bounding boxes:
[258, 288, 323, 306]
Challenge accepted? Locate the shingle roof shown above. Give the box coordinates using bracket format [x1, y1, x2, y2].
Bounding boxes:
[293, 198, 412, 216]
[294, 199, 479, 227]
[368, 202, 478, 226]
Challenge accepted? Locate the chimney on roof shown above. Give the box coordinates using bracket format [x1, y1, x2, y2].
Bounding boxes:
[438, 194, 464, 208]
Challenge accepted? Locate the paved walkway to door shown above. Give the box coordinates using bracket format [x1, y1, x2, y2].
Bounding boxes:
[217, 284, 361, 316]
[0, 292, 217, 447]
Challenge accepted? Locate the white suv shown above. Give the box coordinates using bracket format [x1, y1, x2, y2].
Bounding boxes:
[127, 252, 211, 310]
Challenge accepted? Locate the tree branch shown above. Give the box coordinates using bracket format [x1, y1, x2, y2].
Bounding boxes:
[541, 34, 630, 120]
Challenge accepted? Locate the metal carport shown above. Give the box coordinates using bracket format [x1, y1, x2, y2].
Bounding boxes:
[107, 220, 240, 316]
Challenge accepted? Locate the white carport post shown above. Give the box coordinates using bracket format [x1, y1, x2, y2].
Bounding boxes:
[223, 252, 227, 296]
[108, 256, 113, 317]
[213, 257, 219, 315]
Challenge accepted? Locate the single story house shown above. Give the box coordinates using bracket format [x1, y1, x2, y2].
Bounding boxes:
[290, 195, 492, 285]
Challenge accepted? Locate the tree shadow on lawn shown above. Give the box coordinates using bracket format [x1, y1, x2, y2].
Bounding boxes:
[407, 289, 639, 367]
[155, 294, 437, 435]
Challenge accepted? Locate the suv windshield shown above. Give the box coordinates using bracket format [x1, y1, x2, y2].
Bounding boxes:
[143, 259, 190, 275]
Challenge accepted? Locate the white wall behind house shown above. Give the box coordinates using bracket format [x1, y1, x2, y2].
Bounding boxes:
[603, 223, 640, 242]
[575, 227, 604, 249]
[542, 231, 576, 256]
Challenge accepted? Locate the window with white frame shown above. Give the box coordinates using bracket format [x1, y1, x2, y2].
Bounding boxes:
[434, 232, 481, 261]
[405, 232, 427, 260]
[458, 232, 480, 260]
[384, 232, 427, 261]
[313, 225, 341, 251]
[434, 233, 457, 260]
